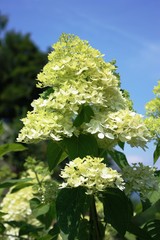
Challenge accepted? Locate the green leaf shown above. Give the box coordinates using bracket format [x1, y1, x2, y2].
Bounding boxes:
[40, 88, 54, 99]
[143, 220, 160, 240]
[30, 198, 50, 218]
[118, 141, 125, 150]
[42, 202, 57, 229]
[32, 203, 50, 218]
[30, 197, 40, 210]
[37, 235, 53, 240]
[6, 220, 26, 228]
[133, 199, 160, 226]
[48, 224, 60, 240]
[108, 150, 129, 169]
[30, 198, 56, 228]
[19, 223, 43, 236]
[100, 188, 133, 236]
[77, 219, 90, 240]
[56, 187, 89, 240]
[155, 170, 160, 177]
[0, 178, 32, 188]
[153, 140, 160, 163]
[127, 222, 152, 240]
[46, 141, 65, 171]
[0, 143, 27, 158]
[0, 222, 6, 234]
[0, 122, 3, 135]
[73, 105, 94, 127]
[6, 220, 43, 238]
[64, 134, 98, 159]
[11, 182, 33, 193]
[0, 211, 7, 219]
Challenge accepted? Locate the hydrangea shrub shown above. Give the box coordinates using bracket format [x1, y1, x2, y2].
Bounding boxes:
[0, 34, 159, 240]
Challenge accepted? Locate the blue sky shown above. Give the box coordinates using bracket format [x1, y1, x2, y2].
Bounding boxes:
[1, 0, 160, 168]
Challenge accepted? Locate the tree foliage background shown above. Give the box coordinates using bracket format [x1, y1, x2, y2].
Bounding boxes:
[0, 12, 48, 173]
[0, 12, 47, 122]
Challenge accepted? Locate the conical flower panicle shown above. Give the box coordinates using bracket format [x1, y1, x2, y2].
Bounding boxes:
[17, 34, 150, 149]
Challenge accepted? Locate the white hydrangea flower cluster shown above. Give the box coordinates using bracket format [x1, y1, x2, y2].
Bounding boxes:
[1, 185, 39, 240]
[0, 163, 50, 239]
[1, 186, 35, 222]
[122, 163, 158, 200]
[84, 109, 149, 149]
[145, 81, 160, 139]
[145, 117, 160, 139]
[59, 156, 125, 194]
[17, 34, 150, 149]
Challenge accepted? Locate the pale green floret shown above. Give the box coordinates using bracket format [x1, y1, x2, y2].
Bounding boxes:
[145, 117, 160, 139]
[122, 163, 158, 200]
[1, 185, 40, 240]
[59, 156, 125, 195]
[1, 186, 36, 222]
[37, 34, 118, 89]
[17, 34, 150, 149]
[145, 80, 160, 139]
[84, 109, 150, 149]
[1, 166, 49, 222]
[0, 158, 54, 239]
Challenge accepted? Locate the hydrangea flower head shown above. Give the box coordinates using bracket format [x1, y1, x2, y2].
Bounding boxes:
[1, 185, 40, 240]
[0, 159, 51, 239]
[145, 80, 160, 139]
[17, 34, 150, 149]
[122, 163, 158, 200]
[1, 186, 34, 222]
[59, 156, 125, 194]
